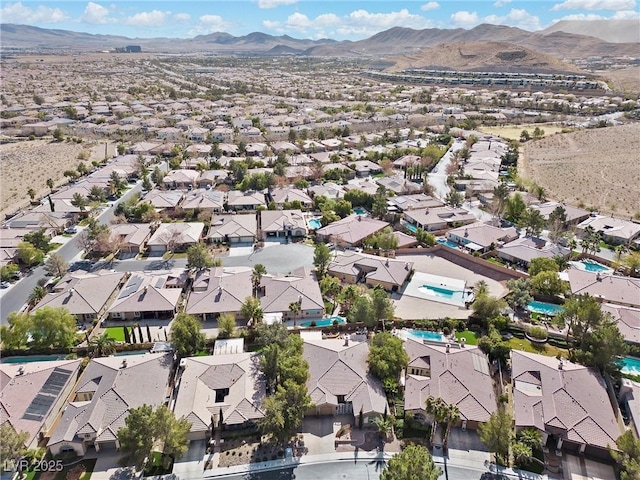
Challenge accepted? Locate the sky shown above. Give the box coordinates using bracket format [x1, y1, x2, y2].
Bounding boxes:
[1, 0, 638, 40]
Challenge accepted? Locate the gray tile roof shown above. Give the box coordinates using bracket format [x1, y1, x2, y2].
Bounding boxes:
[260, 270, 323, 314]
[47, 353, 172, 448]
[172, 353, 265, 431]
[0, 360, 82, 447]
[567, 269, 640, 308]
[208, 214, 257, 241]
[316, 215, 389, 246]
[403, 339, 497, 423]
[328, 252, 413, 288]
[35, 270, 125, 316]
[186, 267, 252, 316]
[108, 270, 183, 314]
[511, 350, 621, 449]
[302, 337, 388, 416]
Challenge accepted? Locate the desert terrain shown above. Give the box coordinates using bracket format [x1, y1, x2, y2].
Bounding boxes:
[520, 123, 640, 216]
[0, 139, 114, 218]
[479, 124, 570, 141]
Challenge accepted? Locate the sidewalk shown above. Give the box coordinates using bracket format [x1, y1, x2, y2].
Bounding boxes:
[173, 450, 393, 480]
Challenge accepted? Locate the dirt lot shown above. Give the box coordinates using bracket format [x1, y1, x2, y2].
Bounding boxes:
[0, 139, 114, 219]
[479, 124, 570, 141]
[520, 123, 640, 217]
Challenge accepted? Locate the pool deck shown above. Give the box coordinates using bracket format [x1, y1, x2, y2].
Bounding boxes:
[393, 253, 507, 320]
[403, 272, 468, 307]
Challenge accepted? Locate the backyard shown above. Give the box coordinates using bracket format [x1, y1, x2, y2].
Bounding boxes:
[29, 458, 96, 480]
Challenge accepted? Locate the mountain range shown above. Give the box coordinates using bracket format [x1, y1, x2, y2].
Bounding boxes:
[2, 21, 638, 74]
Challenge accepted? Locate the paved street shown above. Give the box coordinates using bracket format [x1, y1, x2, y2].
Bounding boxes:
[0, 182, 143, 324]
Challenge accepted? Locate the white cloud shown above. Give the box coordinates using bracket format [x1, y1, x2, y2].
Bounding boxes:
[553, 10, 639, 21]
[450, 10, 479, 27]
[286, 12, 311, 28]
[0, 1, 67, 24]
[258, 0, 297, 8]
[124, 10, 170, 27]
[551, 0, 636, 11]
[173, 13, 191, 22]
[80, 2, 111, 25]
[187, 15, 232, 36]
[612, 9, 640, 18]
[494, 0, 512, 6]
[420, 2, 440, 11]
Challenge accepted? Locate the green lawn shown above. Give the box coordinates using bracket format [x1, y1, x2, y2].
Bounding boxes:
[455, 330, 478, 345]
[144, 452, 173, 476]
[104, 326, 126, 342]
[162, 252, 187, 260]
[507, 337, 567, 358]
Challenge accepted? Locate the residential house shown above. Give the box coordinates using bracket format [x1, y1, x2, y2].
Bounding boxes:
[197, 170, 229, 187]
[163, 169, 200, 190]
[34, 270, 125, 322]
[259, 269, 324, 321]
[496, 237, 570, 268]
[0, 360, 82, 450]
[172, 352, 265, 438]
[387, 194, 443, 212]
[403, 207, 476, 232]
[307, 182, 346, 200]
[529, 202, 591, 226]
[107, 270, 186, 321]
[147, 223, 205, 253]
[511, 350, 622, 457]
[576, 215, 640, 246]
[352, 160, 382, 178]
[618, 380, 640, 438]
[566, 269, 640, 308]
[316, 215, 389, 248]
[268, 187, 313, 209]
[186, 267, 253, 321]
[394, 231, 419, 249]
[260, 210, 307, 241]
[600, 304, 640, 345]
[181, 189, 225, 213]
[446, 223, 518, 254]
[226, 191, 266, 211]
[97, 223, 152, 255]
[4, 211, 69, 232]
[404, 339, 497, 430]
[327, 252, 414, 292]
[143, 190, 184, 212]
[208, 214, 258, 244]
[302, 334, 388, 424]
[48, 353, 173, 456]
[376, 176, 423, 195]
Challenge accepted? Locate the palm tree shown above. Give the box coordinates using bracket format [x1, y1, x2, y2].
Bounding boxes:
[27, 188, 36, 201]
[288, 299, 302, 329]
[425, 396, 446, 445]
[567, 238, 578, 259]
[251, 264, 267, 297]
[473, 280, 489, 297]
[441, 404, 461, 450]
[240, 296, 263, 326]
[373, 415, 395, 442]
[29, 286, 46, 306]
[89, 333, 117, 357]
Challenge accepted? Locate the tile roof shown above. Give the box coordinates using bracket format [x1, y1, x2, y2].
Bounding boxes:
[108, 270, 183, 314]
[147, 223, 205, 247]
[208, 214, 257, 240]
[316, 215, 389, 246]
[328, 252, 413, 288]
[0, 360, 82, 447]
[260, 210, 307, 234]
[600, 303, 640, 344]
[260, 270, 323, 314]
[186, 267, 252, 316]
[511, 350, 621, 449]
[48, 353, 172, 448]
[302, 336, 388, 416]
[35, 270, 125, 316]
[567, 269, 640, 308]
[172, 353, 265, 430]
[403, 340, 496, 423]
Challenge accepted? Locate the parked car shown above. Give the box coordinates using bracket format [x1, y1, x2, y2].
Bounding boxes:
[64, 225, 78, 234]
[1, 281, 10, 289]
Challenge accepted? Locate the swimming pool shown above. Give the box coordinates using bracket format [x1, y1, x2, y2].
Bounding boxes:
[437, 238, 459, 249]
[406, 224, 418, 233]
[1, 354, 67, 364]
[581, 260, 611, 272]
[527, 300, 563, 316]
[308, 218, 322, 230]
[621, 356, 640, 376]
[404, 272, 468, 307]
[407, 329, 447, 342]
[354, 207, 368, 216]
[300, 316, 346, 328]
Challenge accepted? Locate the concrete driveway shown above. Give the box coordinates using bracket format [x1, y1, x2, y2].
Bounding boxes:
[223, 243, 314, 274]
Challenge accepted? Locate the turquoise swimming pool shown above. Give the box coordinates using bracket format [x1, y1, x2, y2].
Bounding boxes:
[437, 238, 459, 249]
[300, 316, 346, 327]
[581, 260, 611, 272]
[308, 218, 322, 230]
[407, 329, 447, 342]
[621, 356, 640, 376]
[406, 224, 418, 233]
[354, 207, 368, 216]
[1, 354, 66, 364]
[527, 300, 563, 316]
